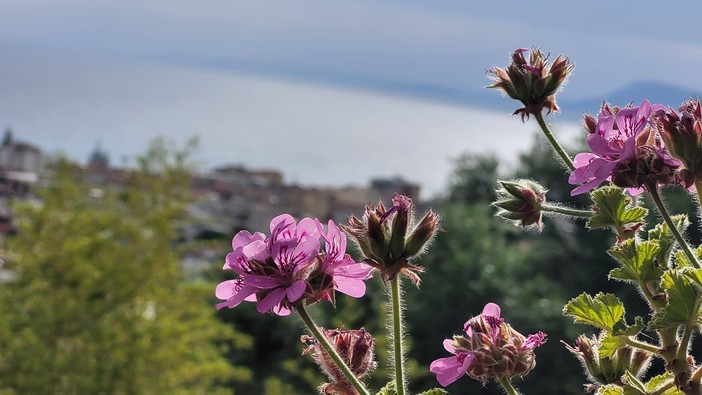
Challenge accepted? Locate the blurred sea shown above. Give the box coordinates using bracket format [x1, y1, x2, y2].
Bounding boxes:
[0, 48, 582, 198]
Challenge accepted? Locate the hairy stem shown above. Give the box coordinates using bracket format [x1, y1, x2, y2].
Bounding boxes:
[498, 376, 521, 395]
[620, 336, 660, 354]
[677, 296, 700, 361]
[648, 183, 700, 269]
[298, 305, 370, 395]
[651, 379, 676, 395]
[390, 277, 407, 395]
[695, 179, 702, 223]
[534, 111, 575, 171]
[540, 203, 594, 218]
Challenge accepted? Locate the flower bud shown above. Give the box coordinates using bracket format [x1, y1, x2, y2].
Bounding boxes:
[492, 179, 547, 230]
[563, 332, 652, 391]
[488, 47, 574, 121]
[652, 99, 702, 183]
[343, 193, 440, 285]
[302, 327, 377, 395]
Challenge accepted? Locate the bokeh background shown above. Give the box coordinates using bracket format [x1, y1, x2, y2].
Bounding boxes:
[1, 1, 701, 393]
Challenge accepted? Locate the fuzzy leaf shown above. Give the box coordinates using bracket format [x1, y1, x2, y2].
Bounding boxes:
[417, 390, 448, 395]
[648, 215, 689, 266]
[608, 240, 663, 284]
[376, 381, 397, 395]
[649, 270, 700, 329]
[597, 385, 624, 395]
[587, 186, 647, 232]
[563, 293, 625, 331]
[612, 316, 645, 337]
[674, 245, 702, 269]
[645, 372, 682, 394]
[599, 333, 625, 359]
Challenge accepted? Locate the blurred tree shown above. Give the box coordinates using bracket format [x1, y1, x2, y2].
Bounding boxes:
[0, 139, 250, 394]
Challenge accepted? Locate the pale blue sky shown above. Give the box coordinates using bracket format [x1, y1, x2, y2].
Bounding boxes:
[2, 0, 701, 99]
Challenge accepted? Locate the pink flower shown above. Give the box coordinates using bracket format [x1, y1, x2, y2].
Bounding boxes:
[569, 100, 679, 195]
[431, 303, 546, 386]
[215, 214, 373, 316]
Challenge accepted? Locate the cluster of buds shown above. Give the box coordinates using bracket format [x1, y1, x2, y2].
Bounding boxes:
[302, 328, 377, 395]
[652, 99, 702, 188]
[343, 193, 440, 285]
[562, 333, 651, 393]
[488, 47, 574, 120]
[492, 179, 547, 230]
[430, 303, 546, 387]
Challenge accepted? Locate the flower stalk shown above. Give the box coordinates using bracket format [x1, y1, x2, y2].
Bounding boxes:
[298, 305, 371, 395]
[498, 376, 521, 395]
[534, 111, 575, 171]
[540, 203, 593, 218]
[647, 183, 700, 269]
[390, 277, 407, 395]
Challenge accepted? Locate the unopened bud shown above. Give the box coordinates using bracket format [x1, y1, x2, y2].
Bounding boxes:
[302, 327, 377, 395]
[493, 179, 547, 230]
[488, 47, 574, 121]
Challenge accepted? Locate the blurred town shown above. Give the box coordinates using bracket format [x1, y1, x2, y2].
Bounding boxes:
[0, 130, 422, 273]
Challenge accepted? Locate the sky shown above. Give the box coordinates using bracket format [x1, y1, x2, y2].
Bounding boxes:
[1, 1, 701, 196]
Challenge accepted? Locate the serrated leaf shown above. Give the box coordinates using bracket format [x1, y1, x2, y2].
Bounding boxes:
[674, 245, 702, 269]
[376, 381, 397, 395]
[649, 270, 700, 329]
[599, 332, 625, 359]
[646, 372, 683, 394]
[597, 384, 624, 395]
[648, 215, 689, 266]
[563, 293, 625, 331]
[587, 186, 647, 233]
[612, 316, 645, 337]
[608, 240, 663, 284]
[417, 389, 448, 395]
[622, 370, 647, 394]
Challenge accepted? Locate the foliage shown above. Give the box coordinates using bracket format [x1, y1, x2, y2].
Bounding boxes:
[0, 140, 247, 394]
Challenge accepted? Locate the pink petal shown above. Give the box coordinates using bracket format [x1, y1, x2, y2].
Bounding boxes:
[334, 277, 366, 298]
[273, 304, 292, 316]
[430, 354, 474, 387]
[286, 279, 307, 302]
[232, 230, 265, 250]
[214, 281, 257, 310]
[241, 273, 279, 288]
[256, 288, 287, 314]
[482, 302, 501, 318]
[270, 214, 295, 233]
[443, 339, 456, 353]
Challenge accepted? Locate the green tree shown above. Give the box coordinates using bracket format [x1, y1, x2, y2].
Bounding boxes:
[0, 140, 250, 394]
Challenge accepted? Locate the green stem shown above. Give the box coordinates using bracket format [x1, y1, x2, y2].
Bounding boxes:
[390, 277, 407, 395]
[534, 111, 575, 171]
[498, 376, 521, 395]
[620, 336, 660, 354]
[540, 203, 594, 218]
[677, 297, 700, 361]
[651, 379, 676, 395]
[648, 183, 700, 269]
[298, 305, 370, 395]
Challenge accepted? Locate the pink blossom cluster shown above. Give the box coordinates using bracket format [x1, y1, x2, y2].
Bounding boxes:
[215, 214, 374, 316]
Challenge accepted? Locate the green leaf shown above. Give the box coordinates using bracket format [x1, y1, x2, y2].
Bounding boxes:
[608, 240, 663, 284]
[587, 186, 647, 234]
[376, 381, 397, 395]
[417, 389, 448, 395]
[563, 293, 625, 331]
[649, 270, 701, 329]
[646, 372, 682, 394]
[674, 245, 702, 269]
[612, 316, 645, 337]
[597, 384, 624, 395]
[648, 215, 689, 266]
[599, 332, 625, 359]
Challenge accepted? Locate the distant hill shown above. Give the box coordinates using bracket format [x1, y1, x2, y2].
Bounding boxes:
[558, 81, 702, 120]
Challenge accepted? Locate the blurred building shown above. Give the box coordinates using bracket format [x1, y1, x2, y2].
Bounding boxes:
[0, 129, 43, 197]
